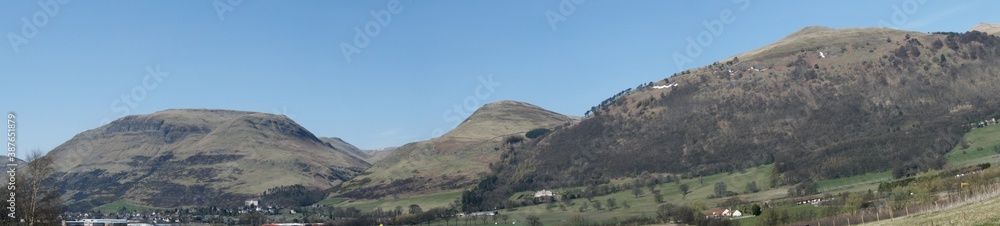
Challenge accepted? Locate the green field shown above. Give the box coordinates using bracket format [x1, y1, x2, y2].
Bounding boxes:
[452, 165, 776, 225]
[859, 194, 1000, 226]
[331, 190, 463, 211]
[816, 124, 1000, 195]
[340, 165, 776, 225]
[93, 200, 159, 213]
[945, 125, 1000, 167]
[328, 125, 1000, 225]
[339, 164, 893, 225]
[818, 171, 892, 192]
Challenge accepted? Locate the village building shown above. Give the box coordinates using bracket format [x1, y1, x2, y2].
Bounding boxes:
[458, 211, 500, 217]
[705, 208, 744, 218]
[795, 196, 822, 205]
[245, 198, 260, 207]
[956, 166, 985, 178]
[534, 189, 554, 198]
[62, 219, 129, 226]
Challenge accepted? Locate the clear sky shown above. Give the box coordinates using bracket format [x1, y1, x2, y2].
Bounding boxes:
[2, 0, 998, 158]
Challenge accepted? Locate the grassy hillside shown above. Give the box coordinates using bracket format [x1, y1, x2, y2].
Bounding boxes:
[471, 29, 1000, 210]
[971, 23, 1000, 35]
[859, 191, 1000, 226]
[336, 101, 574, 199]
[945, 124, 1000, 167]
[347, 137, 1000, 225]
[347, 164, 832, 223]
[47, 109, 370, 210]
[818, 171, 892, 192]
[376, 163, 911, 225]
[93, 200, 160, 213]
[324, 26, 1000, 226]
[318, 137, 370, 164]
[328, 190, 463, 212]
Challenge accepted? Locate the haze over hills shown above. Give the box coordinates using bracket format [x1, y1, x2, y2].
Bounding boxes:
[336, 100, 574, 199]
[45, 109, 371, 210]
[362, 146, 398, 163]
[463, 26, 1000, 210]
[318, 137, 396, 163]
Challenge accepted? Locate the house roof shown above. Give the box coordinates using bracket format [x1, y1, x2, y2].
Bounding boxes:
[705, 209, 727, 216]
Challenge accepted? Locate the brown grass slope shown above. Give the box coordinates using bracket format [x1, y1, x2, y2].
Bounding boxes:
[971, 23, 1000, 35]
[319, 137, 370, 163]
[46, 109, 370, 210]
[476, 27, 1000, 203]
[731, 26, 926, 62]
[337, 100, 573, 199]
[318, 137, 398, 163]
[362, 146, 397, 163]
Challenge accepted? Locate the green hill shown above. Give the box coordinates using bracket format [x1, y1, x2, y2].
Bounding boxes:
[336, 100, 574, 199]
[469, 27, 1000, 211]
[47, 109, 370, 210]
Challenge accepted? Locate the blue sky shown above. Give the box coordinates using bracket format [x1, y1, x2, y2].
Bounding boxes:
[2, 0, 997, 158]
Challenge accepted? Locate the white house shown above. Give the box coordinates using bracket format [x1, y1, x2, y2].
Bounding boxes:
[245, 198, 260, 207]
[534, 189, 554, 198]
[731, 210, 743, 217]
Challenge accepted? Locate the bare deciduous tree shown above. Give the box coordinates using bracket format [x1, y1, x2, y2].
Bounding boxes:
[20, 150, 63, 225]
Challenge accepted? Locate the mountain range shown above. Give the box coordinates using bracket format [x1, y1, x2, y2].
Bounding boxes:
[462, 26, 1000, 210]
[39, 24, 1000, 211]
[336, 100, 574, 199]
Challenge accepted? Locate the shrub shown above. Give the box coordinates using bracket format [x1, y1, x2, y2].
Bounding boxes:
[505, 135, 524, 144]
[525, 128, 551, 139]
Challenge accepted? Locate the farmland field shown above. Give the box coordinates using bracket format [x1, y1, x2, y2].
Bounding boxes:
[945, 125, 1000, 167]
[859, 194, 1000, 226]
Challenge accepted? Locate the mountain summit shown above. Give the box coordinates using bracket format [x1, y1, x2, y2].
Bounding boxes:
[47, 109, 370, 210]
[467, 27, 1000, 210]
[337, 100, 573, 199]
[971, 22, 1000, 35]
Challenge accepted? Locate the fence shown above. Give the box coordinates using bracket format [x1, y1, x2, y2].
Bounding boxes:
[787, 183, 1000, 226]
